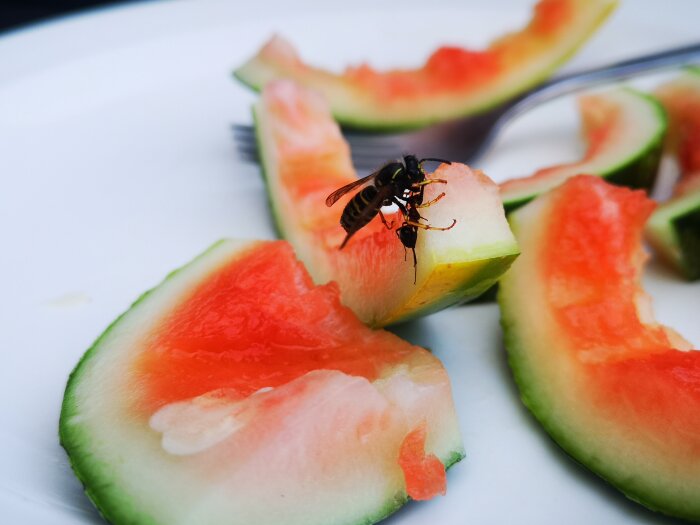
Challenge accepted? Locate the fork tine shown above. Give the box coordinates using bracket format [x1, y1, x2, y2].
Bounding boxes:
[232, 123, 405, 168]
[236, 148, 260, 163]
[232, 125, 259, 163]
[344, 132, 401, 146]
[234, 125, 402, 155]
[345, 132, 404, 164]
[345, 136, 403, 154]
[232, 124, 256, 143]
[352, 152, 399, 168]
[232, 123, 255, 134]
[233, 141, 399, 170]
[235, 142, 257, 152]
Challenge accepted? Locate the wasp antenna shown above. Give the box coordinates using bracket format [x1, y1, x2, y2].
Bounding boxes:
[412, 248, 417, 285]
[419, 157, 452, 166]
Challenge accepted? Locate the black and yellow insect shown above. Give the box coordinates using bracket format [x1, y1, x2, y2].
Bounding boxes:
[325, 155, 454, 249]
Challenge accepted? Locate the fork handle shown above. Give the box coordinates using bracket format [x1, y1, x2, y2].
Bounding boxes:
[505, 41, 700, 122]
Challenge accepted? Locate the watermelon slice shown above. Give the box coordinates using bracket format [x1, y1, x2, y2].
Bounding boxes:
[254, 80, 519, 327]
[60, 239, 464, 525]
[646, 70, 700, 280]
[235, 0, 617, 130]
[498, 175, 700, 520]
[500, 88, 666, 212]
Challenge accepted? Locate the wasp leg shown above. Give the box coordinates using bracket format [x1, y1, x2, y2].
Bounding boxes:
[378, 210, 394, 230]
[415, 192, 446, 208]
[411, 247, 417, 284]
[392, 197, 409, 218]
[412, 178, 448, 188]
[413, 184, 426, 206]
[407, 219, 457, 231]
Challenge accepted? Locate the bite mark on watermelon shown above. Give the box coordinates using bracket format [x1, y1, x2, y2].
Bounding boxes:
[398, 423, 447, 501]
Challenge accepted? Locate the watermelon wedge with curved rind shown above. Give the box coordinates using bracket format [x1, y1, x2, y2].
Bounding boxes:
[254, 80, 519, 327]
[500, 88, 666, 212]
[235, 0, 617, 130]
[60, 239, 464, 525]
[499, 175, 700, 520]
[646, 69, 700, 280]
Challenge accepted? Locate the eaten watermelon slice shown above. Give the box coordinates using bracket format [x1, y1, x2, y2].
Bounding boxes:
[499, 88, 666, 212]
[235, 0, 617, 130]
[60, 240, 464, 525]
[499, 175, 700, 520]
[254, 80, 519, 327]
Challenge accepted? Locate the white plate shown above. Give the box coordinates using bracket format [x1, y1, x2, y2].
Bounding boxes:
[1, 1, 699, 523]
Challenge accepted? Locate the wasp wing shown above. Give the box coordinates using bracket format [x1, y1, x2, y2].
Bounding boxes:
[325, 170, 380, 207]
[339, 185, 395, 249]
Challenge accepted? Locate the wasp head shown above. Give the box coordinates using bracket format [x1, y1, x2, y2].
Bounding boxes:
[402, 155, 424, 183]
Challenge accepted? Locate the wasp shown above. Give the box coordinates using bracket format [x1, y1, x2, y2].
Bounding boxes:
[325, 155, 457, 281]
[325, 155, 454, 248]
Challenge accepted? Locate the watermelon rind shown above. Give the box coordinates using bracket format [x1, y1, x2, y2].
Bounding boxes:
[60, 239, 465, 525]
[501, 89, 667, 213]
[646, 184, 700, 281]
[234, 0, 617, 131]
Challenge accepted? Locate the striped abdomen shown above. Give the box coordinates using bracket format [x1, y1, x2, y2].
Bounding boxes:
[340, 185, 381, 233]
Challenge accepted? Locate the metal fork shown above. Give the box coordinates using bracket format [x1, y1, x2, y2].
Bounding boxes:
[233, 42, 700, 170]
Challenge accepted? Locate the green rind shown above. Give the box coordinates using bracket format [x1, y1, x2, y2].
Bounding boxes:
[647, 187, 700, 281]
[233, 1, 617, 131]
[502, 90, 667, 214]
[499, 201, 700, 521]
[674, 205, 700, 280]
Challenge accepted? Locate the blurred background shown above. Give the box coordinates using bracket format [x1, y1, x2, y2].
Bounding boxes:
[1, 1, 125, 32]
